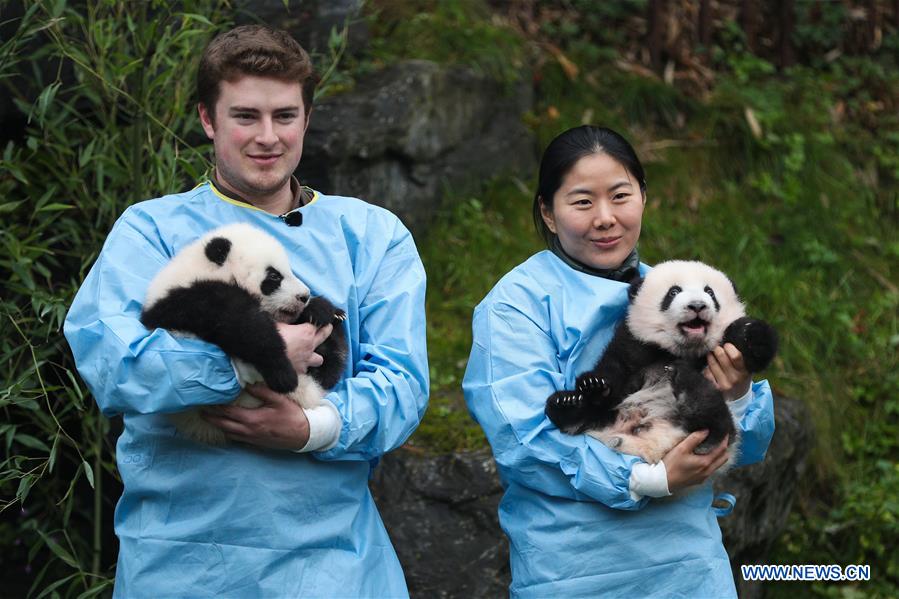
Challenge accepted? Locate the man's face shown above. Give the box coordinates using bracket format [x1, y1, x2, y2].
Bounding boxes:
[199, 75, 308, 202]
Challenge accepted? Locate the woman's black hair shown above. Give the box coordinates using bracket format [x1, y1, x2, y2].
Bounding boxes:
[533, 125, 647, 246]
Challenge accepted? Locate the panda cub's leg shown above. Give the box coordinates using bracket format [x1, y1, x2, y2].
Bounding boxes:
[589, 377, 685, 463]
[286, 374, 327, 410]
[668, 361, 738, 459]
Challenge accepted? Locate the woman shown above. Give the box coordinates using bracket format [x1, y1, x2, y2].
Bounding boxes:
[462, 126, 775, 597]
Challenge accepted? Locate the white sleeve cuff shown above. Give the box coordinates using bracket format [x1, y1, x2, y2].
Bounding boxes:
[293, 401, 342, 453]
[629, 461, 672, 501]
[727, 385, 754, 422]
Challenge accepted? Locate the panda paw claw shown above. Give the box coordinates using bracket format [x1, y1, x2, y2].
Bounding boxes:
[333, 309, 347, 323]
[576, 374, 608, 395]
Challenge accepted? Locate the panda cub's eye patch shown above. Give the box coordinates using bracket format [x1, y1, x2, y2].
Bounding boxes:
[660, 285, 682, 311]
[261, 266, 284, 296]
[704, 286, 720, 311]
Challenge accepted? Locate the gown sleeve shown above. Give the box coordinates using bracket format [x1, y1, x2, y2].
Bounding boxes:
[63, 209, 241, 417]
[732, 380, 775, 466]
[463, 299, 648, 510]
[315, 221, 429, 462]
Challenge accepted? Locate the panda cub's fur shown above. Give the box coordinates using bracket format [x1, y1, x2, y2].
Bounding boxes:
[545, 260, 778, 468]
[141, 223, 348, 445]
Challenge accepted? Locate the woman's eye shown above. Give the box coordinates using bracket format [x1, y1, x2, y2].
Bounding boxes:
[613, 193, 630, 201]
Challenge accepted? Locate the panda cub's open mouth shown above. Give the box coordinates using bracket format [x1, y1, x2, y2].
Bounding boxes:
[678, 317, 709, 339]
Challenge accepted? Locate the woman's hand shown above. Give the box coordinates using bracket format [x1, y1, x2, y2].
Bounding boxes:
[705, 343, 751, 401]
[276, 322, 333, 373]
[201, 384, 310, 450]
[662, 431, 730, 492]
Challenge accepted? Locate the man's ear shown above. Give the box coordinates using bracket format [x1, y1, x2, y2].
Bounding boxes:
[303, 107, 312, 133]
[198, 103, 215, 140]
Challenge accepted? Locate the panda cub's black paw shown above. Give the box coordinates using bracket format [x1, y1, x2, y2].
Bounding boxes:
[300, 296, 345, 328]
[545, 391, 587, 431]
[723, 317, 779, 373]
[575, 373, 610, 396]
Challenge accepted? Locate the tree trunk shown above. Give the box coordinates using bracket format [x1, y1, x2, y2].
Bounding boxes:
[741, 0, 758, 54]
[699, 0, 713, 48]
[779, 0, 795, 68]
[647, 0, 667, 74]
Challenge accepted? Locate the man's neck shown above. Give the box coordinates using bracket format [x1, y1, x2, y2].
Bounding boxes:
[212, 170, 297, 215]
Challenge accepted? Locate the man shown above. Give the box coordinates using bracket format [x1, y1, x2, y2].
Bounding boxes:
[64, 25, 429, 597]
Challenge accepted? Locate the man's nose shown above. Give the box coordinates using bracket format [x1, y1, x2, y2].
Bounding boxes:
[255, 117, 278, 145]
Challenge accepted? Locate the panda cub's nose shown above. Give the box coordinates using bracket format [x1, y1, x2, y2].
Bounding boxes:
[687, 301, 707, 313]
[297, 293, 310, 304]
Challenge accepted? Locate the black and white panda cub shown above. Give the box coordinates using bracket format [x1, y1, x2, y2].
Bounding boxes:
[545, 260, 778, 466]
[141, 223, 347, 445]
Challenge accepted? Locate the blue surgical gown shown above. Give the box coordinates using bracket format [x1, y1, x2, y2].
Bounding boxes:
[462, 251, 775, 598]
[64, 183, 429, 598]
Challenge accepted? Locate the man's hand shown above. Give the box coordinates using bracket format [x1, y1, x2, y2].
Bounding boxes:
[662, 431, 730, 492]
[277, 322, 333, 373]
[201, 384, 310, 450]
[705, 342, 751, 401]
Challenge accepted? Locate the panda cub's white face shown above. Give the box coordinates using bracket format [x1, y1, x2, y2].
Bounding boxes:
[145, 223, 310, 322]
[626, 260, 746, 357]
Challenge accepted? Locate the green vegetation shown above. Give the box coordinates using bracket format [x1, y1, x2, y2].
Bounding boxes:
[1, 1, 231, 595]
[402, 2, 898, 596]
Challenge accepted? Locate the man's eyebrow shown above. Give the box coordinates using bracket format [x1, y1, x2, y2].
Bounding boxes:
[228, 106, 301, 113]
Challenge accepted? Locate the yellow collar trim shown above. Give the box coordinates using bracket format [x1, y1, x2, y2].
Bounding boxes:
[205, 180, 321, 212]
[207, 181, 266, 212]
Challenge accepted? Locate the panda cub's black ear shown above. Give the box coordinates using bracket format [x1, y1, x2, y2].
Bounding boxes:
[627, 277, 645, 302]
[205, 237, 231, 266]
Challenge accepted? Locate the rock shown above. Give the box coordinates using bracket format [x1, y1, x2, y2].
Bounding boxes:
[718, 395, 814, 599]
[371, 396, 812, 598]
[234, 0, 368, 56]
[370, 449, 509, 598]
[297, 60, 537, 233]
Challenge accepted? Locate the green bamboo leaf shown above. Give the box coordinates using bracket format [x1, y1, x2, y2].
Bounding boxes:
[83, 460, 95, 489]
[48, 434, 60, 473]
[34, 81, 63, 124]
[37, 530, 80, 569]
[16, 398, 41, 411]
[0, 200, 26, 213]
[181, 13, 215, 27]
[34, 573, 80, 599]
[78, 138, 97, 168]
[16, 433, 50, 452]
[36, 203, 75, 212]
[17, 474, 34, 503]
[75, 580, 114, 599]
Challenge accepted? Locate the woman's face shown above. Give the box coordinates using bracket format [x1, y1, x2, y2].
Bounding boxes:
[541, 152, 645, 270]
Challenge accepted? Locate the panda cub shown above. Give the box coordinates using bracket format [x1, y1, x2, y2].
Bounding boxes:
[141, 223, 347, 445]
[545, 260, 778, 467]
